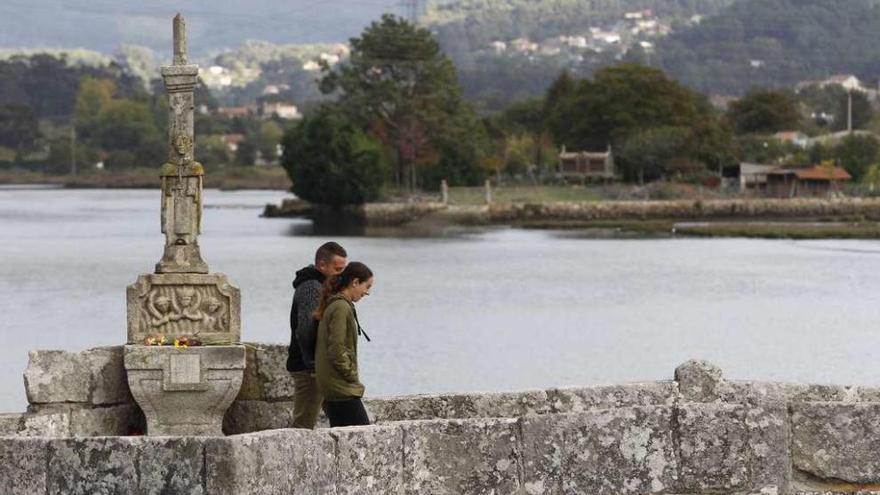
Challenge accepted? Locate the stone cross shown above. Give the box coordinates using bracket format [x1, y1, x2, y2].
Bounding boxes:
[173, 13, 187, 65]
[156, 13, 207, 274]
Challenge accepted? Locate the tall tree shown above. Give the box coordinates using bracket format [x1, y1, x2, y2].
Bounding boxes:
[546, 63, 710, 151]
[0, 104, 39, 152]
[320, 14, 483, 191]
[727, 88, 800, 134]
[281, 109, 387, 206]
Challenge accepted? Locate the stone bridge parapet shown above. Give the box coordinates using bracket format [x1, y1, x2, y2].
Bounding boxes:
[3, 344, 880, 494]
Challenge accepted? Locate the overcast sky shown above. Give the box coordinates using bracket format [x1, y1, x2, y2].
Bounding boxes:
[0, 0, 411, 55]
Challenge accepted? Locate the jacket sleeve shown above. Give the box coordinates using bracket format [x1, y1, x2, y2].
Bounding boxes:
[294, 280, 322, 369]
[325, 306, 357, 382]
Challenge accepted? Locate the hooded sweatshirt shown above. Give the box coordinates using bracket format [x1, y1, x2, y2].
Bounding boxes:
[287, 265, 325, 372]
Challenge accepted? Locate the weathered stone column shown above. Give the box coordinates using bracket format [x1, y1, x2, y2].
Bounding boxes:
[156, 13, 207, 274]
[124, 14, 244, 436]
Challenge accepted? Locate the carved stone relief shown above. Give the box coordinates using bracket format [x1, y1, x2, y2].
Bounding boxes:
[127, 273, 240, 344]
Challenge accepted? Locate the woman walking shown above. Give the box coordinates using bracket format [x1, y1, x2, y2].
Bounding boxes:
[314, 262, 374, 427]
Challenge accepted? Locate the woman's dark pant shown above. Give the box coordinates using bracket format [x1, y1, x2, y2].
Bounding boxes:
[324, 397, 370, 427]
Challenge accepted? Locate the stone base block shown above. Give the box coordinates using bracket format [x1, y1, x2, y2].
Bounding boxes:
[124, 345, 245, 436]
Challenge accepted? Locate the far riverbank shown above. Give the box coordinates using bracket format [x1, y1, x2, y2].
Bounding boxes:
[265, 196, 880, 239]
[0, 167, 291, 191]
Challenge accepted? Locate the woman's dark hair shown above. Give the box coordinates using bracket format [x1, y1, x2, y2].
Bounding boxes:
[314, 261, 373, 319]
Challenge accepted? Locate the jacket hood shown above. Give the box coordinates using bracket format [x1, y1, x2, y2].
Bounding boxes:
[293, 265, 325, 289]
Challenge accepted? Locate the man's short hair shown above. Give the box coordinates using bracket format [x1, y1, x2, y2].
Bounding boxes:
[315, 242, 347, 265]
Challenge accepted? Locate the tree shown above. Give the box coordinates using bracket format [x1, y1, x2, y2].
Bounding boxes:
[75, 77, 115, 142]
[618, 127, 692, 183]
[834, 134, 880, 181]
[257, 121, 284, 164]
[727, 89, 800, 134]
[546, 64, 709, 151]
[0, 103, 39, 151]
[320, 14, 483, 191]
[281, 109, 387, 206]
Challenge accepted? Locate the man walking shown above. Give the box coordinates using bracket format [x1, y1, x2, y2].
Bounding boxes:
[287, 242, 347, 428]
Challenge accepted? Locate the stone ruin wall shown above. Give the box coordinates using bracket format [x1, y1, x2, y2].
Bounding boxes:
[3, 343, 880, 494]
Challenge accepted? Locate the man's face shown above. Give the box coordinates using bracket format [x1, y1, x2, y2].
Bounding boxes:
[317, 255, 347, 278]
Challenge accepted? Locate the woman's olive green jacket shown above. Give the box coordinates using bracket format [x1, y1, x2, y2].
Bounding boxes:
[315, 294, 365, 401]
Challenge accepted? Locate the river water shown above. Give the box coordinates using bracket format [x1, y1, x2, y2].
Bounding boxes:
[2, 188, 880, 412]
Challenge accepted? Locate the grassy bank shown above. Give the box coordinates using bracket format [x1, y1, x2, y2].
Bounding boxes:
[517, 219, 880, 239]
[0, 166, 291, 190]
[671, 221, 880, 239]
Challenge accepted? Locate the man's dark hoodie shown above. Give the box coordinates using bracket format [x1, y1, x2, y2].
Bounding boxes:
[287, 266, 325, 372]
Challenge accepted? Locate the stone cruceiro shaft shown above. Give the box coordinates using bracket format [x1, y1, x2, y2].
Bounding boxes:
[156, 13, 207, 274]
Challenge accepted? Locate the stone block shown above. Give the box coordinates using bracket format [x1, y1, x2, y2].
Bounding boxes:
[223, 400, 295, 435]
[401, 418, 521, 494]
[675, 359, 728, 402]
[235, 344, 263, 400]
[48, 437, 139, 494]
[205, 429, 335, 494]
[254, 343, 297, 400]
[137, 437, 205, 495]
[367, 394, 449, 422]
[791, 402, 880, 483]
[0, 438, 49, 494]
[0, 413, 24, 436]
[24, 350, 90, 404]
[725, 381, 856, 405]
[20, 410, 71, 437]
[560, 406, 677, 494]
[82, 346, 131, 405]
[445, 390, 551, 419]
[676, 403, 750, 492]
[746, 402, 792, 492]
[546, 382, 677, 414]
[519, 414, 565, 494]
[70, 404, 144, 437]
[332, 425, 404, 494]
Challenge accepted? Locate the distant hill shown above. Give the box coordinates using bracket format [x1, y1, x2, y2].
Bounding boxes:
[652, 0, 880, 95]
[0, 0, 403, 57]
[425, 0, 740, 61]
[421, 0, 742, 109]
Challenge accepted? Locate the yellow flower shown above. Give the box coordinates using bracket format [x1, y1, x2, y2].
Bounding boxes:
[173, 338, 188, 350]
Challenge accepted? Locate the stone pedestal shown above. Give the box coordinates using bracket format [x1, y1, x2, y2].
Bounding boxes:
[124, 345, 245, 436]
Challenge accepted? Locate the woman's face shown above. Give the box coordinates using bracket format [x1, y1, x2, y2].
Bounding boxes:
[349, 277, 373, 302]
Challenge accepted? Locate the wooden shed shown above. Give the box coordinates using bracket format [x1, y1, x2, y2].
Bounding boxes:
[766, 166, 852, 198]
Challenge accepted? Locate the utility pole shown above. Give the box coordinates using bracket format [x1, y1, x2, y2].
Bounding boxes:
[848, 89, 853, 133]
[70, 120, 77, 176]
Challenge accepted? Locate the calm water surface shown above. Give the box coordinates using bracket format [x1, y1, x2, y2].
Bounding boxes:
[2, 188, 880, 412]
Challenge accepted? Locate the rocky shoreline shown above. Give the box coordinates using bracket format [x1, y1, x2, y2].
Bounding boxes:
[264, 197, 880, 238]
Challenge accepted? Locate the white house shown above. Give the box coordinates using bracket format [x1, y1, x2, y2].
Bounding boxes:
[821, 75, 865, 92]
[262, 102, 301, 120]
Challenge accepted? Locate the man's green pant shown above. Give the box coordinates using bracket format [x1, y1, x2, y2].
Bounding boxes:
[292, 371, 323, 429]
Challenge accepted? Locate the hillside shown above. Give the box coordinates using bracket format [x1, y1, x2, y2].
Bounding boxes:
[652, 0, 880, 95]
[422, 0, 742, 108]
